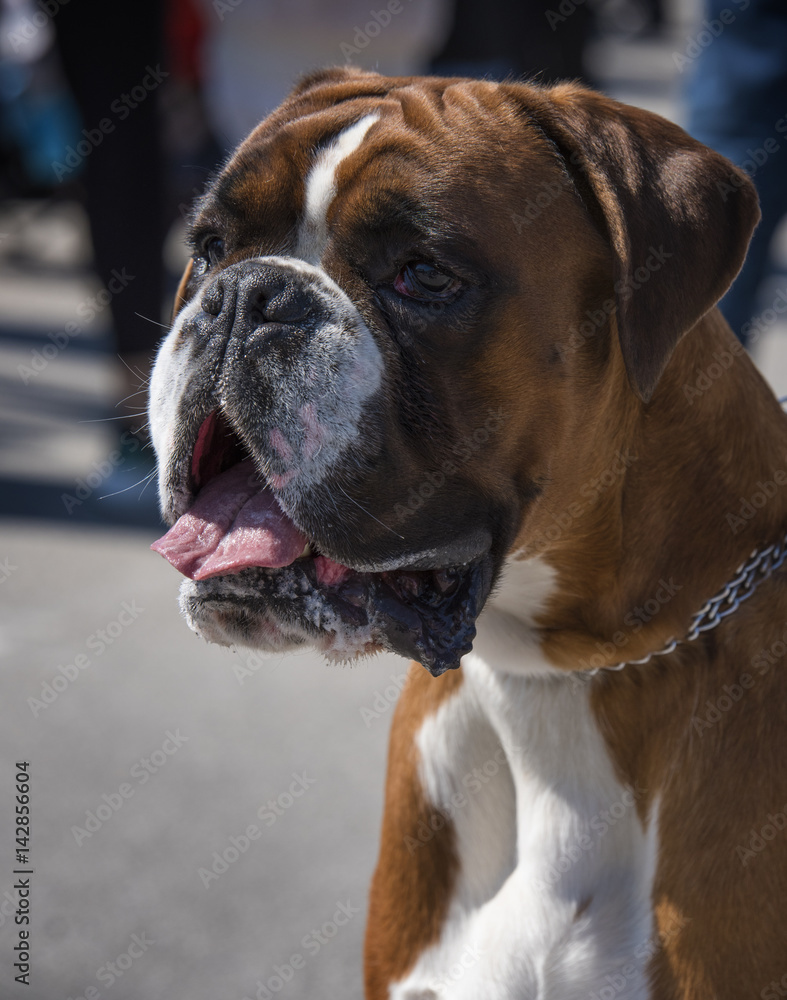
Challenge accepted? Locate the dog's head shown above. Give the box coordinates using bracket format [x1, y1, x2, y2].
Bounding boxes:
[149, 68, 758, 675]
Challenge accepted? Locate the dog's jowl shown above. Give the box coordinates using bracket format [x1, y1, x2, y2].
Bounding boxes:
[150, 68, 787, 999]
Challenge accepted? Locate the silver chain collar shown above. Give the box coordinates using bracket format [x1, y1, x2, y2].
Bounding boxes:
[590, 531, 787, 675]
[588, 397, 787, 676]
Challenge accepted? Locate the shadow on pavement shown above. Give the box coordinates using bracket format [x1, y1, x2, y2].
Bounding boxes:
[0, 475, 161, 530]
[0, 321, 163, 531]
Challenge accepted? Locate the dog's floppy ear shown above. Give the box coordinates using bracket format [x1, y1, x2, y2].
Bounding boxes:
[172, 258, 193, 323]
[515, 83, 760, 402]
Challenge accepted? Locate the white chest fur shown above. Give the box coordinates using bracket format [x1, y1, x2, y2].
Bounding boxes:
[390, 558, 658, 1000]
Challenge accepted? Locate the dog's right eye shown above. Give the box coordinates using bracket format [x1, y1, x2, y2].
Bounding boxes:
[194, 237, 225, 275]
[204, 237, 225, 267]
[394, 262, 461, 301]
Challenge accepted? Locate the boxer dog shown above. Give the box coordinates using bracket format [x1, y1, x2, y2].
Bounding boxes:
[149, 69, 787, 998]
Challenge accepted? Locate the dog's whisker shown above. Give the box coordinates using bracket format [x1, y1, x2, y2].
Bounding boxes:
[134, 311, 170, 330]
[115, 389, 149, 406]
[79, 413, 148, 424]
[336, 484, 404, 540]
[117, 353, 152, 384]
[139, 468, 158, 498]
[98, 468, 156, 501]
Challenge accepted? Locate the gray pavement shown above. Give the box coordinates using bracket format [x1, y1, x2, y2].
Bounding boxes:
[1, 519, 399, 1000]
[2, 10, 787, 1000]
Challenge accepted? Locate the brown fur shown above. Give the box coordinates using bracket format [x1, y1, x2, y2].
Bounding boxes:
[364, 664, 463, 998]
[173, 257, 193, 321]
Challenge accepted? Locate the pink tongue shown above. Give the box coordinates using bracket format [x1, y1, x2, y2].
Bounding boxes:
[151, 459, 307, 580]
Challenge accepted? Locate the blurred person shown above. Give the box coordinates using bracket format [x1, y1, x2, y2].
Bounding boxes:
[164, 0, 222, 227]
[53, 0, 166, 440]
[598, 0, 666, 38]
[640, 0, 666, 34]
[430, 0, 595, 84]
[685, 0, 787, 348]
[194, 0, 452, 150]
[0, 0, 80, 195]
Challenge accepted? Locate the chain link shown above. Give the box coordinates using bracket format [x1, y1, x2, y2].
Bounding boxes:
[590, 532, 787, 675]
[587, 397, 787, 676]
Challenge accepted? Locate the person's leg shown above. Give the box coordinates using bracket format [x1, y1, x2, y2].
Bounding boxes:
[685, 0, 787, 346]
[55, 1, 165, 431]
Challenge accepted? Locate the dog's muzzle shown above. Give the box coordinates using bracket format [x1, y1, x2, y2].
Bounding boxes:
[151, 256, 495, 675]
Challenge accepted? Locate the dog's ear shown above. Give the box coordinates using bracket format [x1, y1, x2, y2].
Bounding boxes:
[513, 83, 760, 402]
[172, 258, 193, 323]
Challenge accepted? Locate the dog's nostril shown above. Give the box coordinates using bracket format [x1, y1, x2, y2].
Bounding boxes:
[248, 287, 312, 326]
[267, 289, 312, 324]
[202, 279, 224, 317]
[248, 293, 266, 326]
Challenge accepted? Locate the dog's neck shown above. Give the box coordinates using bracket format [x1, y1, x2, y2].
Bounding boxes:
[514, 308, 787, 671]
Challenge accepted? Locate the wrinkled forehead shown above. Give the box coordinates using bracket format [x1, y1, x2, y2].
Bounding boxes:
[189, 80, 556, 258]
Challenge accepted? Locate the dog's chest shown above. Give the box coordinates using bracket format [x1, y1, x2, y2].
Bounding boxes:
[391, 560, 659, 999]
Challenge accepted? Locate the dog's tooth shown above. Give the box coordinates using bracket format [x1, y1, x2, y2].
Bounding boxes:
[398, 572, 424, 599]
[297, 542, 314, 559]
[433, 567, 460, 596]
[339, 579, 367, 607]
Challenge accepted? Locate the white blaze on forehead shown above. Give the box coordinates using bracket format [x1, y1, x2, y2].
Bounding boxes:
[298, 112, 380, 264]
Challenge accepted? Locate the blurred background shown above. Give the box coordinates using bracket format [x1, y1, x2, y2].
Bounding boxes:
[0, 0, 786, 997]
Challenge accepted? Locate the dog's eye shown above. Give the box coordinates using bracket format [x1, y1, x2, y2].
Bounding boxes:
[194, 237, 225, 275]
[394, 262, 460, 300]
[204, 237, 225, 267]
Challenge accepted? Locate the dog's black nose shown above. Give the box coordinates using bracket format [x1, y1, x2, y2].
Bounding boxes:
[200, 263, 313, 327]
[243, 278, 312, 326]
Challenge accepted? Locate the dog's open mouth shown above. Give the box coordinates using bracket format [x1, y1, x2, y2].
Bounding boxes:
[152, 412, 492, 675]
